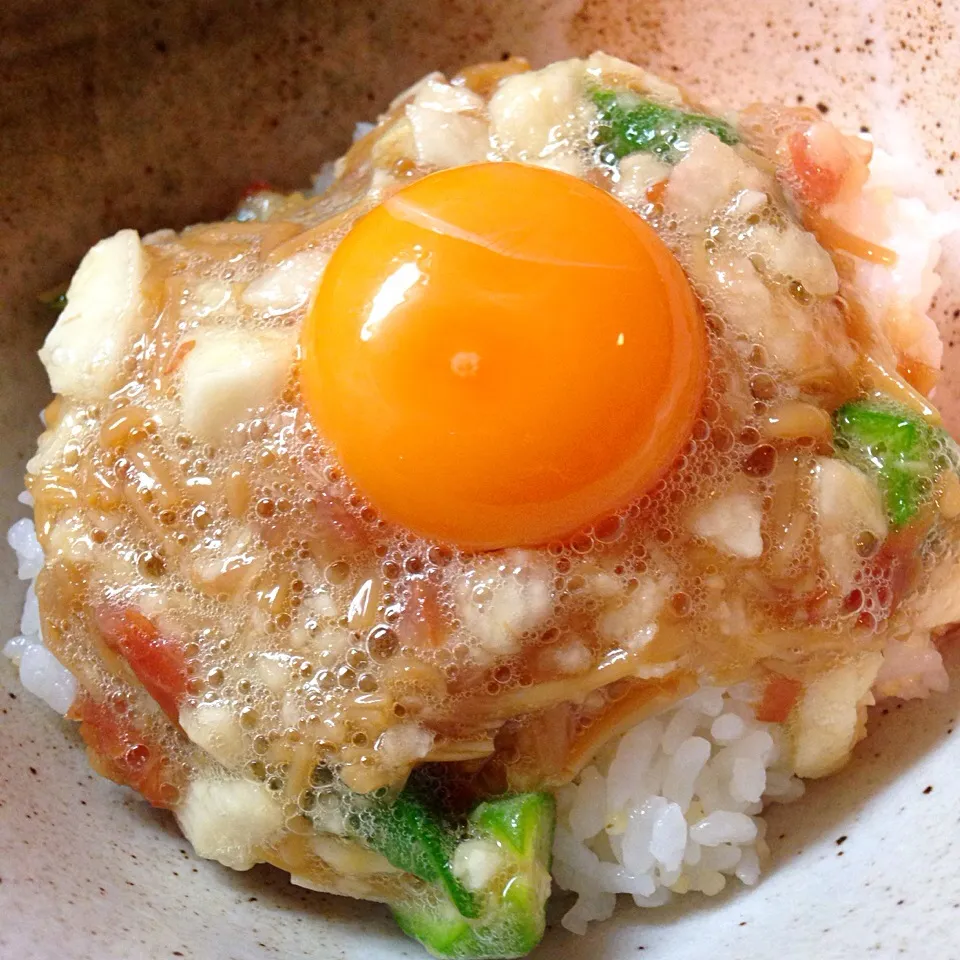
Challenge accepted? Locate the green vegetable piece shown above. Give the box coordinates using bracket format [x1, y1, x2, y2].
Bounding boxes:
[393, 894, 476, 958]
[358, 789, 479, 918]
[833, 400, 951, 526]
[470, 793, 553, 862]
[393, 881, 545, 960]
[391, 793, 555, 960]
[591, 88, 739, 165]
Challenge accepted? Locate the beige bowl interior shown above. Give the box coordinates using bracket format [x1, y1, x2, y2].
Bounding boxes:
[3, 2, 960, 957]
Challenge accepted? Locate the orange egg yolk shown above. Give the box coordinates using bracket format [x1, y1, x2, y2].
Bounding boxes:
[301, 162, 706, 550]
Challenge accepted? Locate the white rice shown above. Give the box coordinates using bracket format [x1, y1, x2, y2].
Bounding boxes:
[551, 685, 804, 934]
[3, 514, 77, 715]
[827, 145, 960, 373]
[8, 516, 44, 579]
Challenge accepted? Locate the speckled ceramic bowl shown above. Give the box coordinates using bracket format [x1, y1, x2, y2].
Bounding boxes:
[3, 2, 960, 958]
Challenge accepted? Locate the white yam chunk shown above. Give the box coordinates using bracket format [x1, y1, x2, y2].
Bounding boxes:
[900, 558, 960, 637]
[289, 871, 396, 903]
[142, 228, 177, 245]
[716, 596, 749, 637]
[598, 576, 669, 651]
[26, 405, 87, 475]
[242, 249, 330, 316]
[256, 652, 296, 695]
[727, 189, 768, 218]
[411, 76, 485, 114]
[696, 252, 773, 345]
[39, 229, 148, 401]
[310, 834, 401, 877]
[792, 653, 884, 778]
[176, 778, 284, 870]
[376, 723, 435, 769]
[181, 279, 236, 320]
[690, 493, 764, 559]
[312, 795, 347, 836]
[386, 71, 445, 111]
[191, 524, 263, 596]
[613, 153, 671, 203]
[488, 59, 587, 175]
[179, 702, 246, 768]
[813, 458, 887, 591]
[456, 551, 553, 662]
[875, 633, 950, 700]
[585, 52, 685, 107]
[407, 105, 490, 167]
[773, 226, 839, 296]
[665, 132, 761, 221]
[179, 327, 295, 442]
[368, 117, 418, 168]
[536, 636, 593, 676]
[749, 223, 839, 297]
[45, 512, 97, 564]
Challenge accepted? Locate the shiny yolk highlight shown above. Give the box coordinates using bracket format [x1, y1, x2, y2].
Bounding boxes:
[301, 162, 706, 549]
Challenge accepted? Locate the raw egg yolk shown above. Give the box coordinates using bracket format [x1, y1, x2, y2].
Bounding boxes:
[301, 162, 706, 550]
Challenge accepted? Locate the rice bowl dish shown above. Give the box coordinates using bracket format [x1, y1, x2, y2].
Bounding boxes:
[5, 51, 960, 958]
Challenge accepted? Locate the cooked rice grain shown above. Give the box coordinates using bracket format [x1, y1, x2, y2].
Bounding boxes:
[552, 686, 804, 933]
[4, 516, 76, 714]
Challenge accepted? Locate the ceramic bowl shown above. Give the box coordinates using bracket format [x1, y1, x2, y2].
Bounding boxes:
[3, 2, 959, 957]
